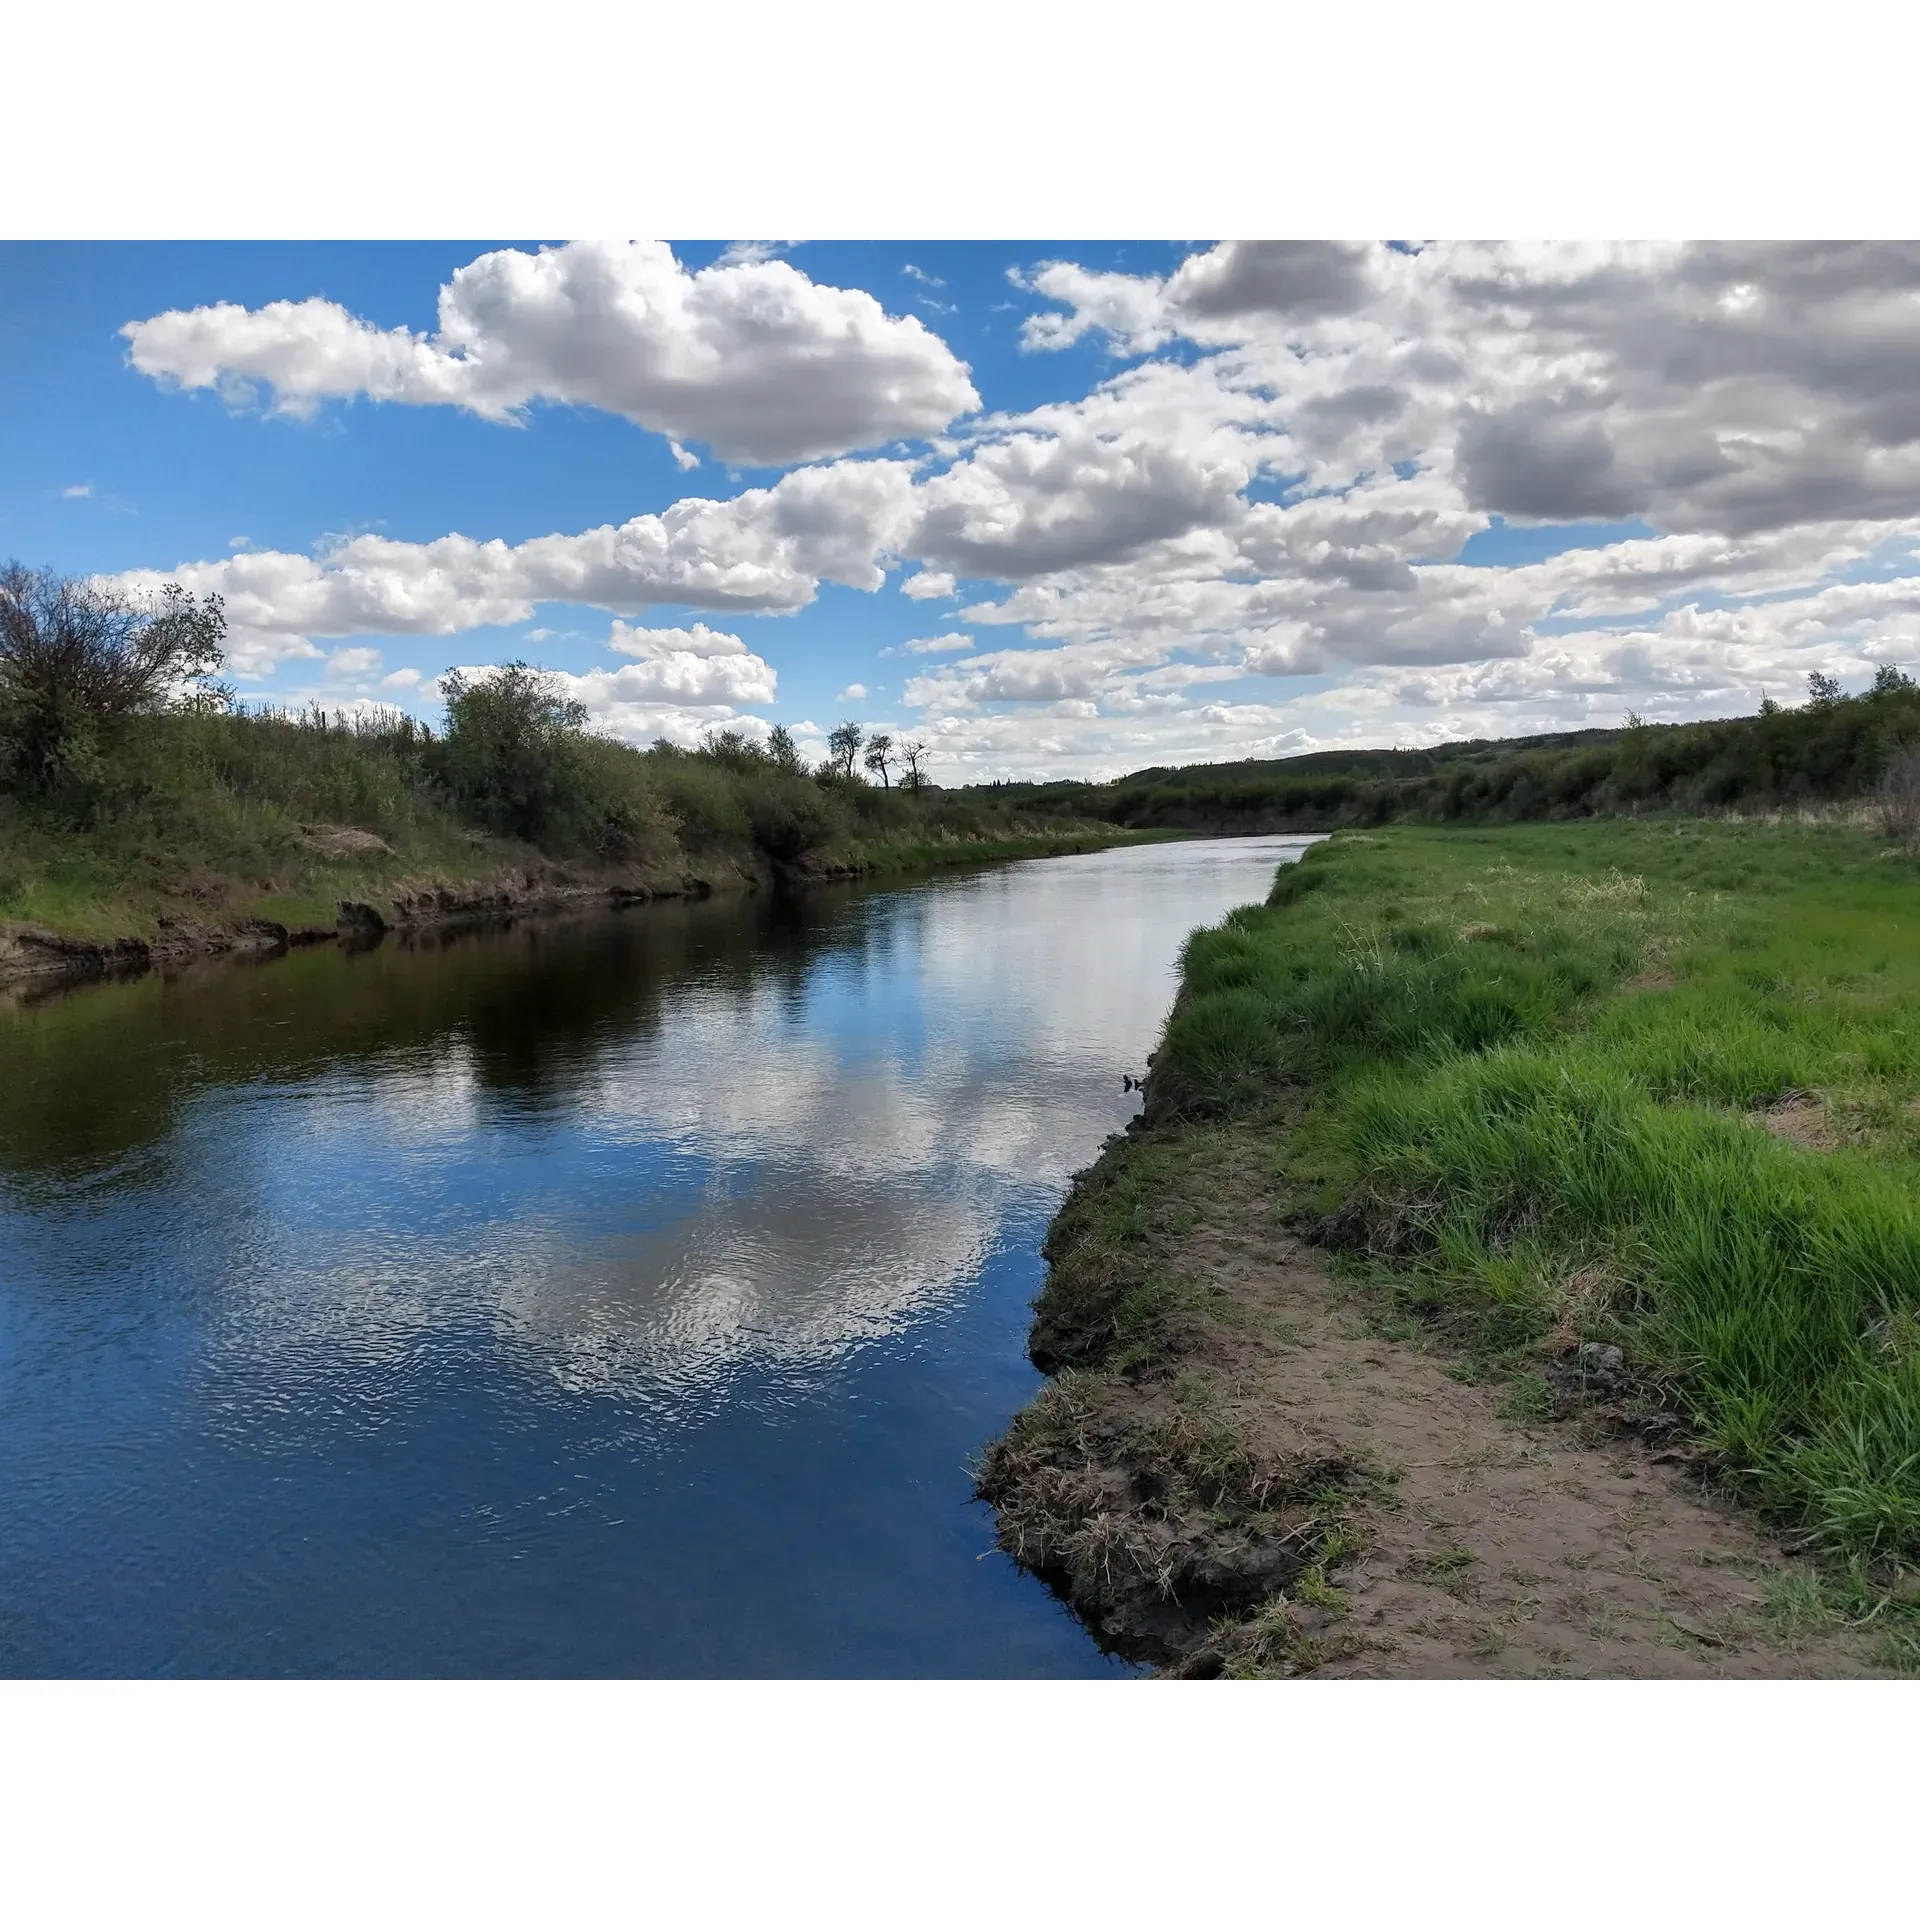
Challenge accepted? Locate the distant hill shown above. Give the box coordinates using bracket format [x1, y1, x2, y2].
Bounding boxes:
[976, 681, 1920, 832]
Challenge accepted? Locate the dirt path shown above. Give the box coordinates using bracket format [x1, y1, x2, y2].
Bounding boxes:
[978, 1131, 1887, 1678]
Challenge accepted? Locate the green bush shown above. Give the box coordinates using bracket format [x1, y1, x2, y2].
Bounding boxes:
[434, 663, 599, 847]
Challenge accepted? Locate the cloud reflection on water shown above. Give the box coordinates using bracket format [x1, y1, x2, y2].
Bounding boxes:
[176, 839, 1315, 1438]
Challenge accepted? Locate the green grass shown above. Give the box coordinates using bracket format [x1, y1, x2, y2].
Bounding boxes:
[0, 704, 1155, 945]
[1152, 820, 1920, 1565]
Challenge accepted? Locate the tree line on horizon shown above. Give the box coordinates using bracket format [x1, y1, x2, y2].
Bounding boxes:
[9, 558, 1920, 873]
[998, 671, 1920, 837]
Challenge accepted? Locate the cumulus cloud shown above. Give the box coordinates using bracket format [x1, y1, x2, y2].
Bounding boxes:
[595, 621, 778, 706]
[909, 408, 1261, 578]
[119, 240, 1920, 775]
[1020, 243, 1381, 354]
[62, 483, 92, 499]
[552, 656, 776, 732]
[900, 569, 956, 599]
[123, 240, 981, 466]
[607, 619, 753, 659]
[1022, 240, 1920, 538]
[110, 460, 919, 675]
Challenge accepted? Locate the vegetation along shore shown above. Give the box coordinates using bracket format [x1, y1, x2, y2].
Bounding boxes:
[980, 815, 1920, 1677]
[0, 565, 1149, 983]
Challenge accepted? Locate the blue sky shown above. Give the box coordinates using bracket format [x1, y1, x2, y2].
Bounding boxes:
[6, 240, 1920, 781]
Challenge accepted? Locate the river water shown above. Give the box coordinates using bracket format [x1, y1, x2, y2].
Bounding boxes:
[0, 834, 1312, 1677]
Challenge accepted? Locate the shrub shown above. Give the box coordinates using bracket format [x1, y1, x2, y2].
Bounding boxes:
[0, 564, 227, 794]
[1876, 743, 1920, 849]
[434, 663, 597, 847]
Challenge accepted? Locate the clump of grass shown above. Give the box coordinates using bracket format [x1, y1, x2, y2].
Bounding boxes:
[1155, 821, 1920, 1565]
[1027, 1128, 1233, 1372]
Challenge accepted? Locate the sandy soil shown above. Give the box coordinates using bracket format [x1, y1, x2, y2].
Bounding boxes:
[981, 1137, 1890, 1678]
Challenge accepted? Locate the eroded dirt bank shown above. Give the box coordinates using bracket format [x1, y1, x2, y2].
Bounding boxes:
[0, 860, 757, 991]
[977, 1126, 1890, 1678]
[0, 827, 1144, 992]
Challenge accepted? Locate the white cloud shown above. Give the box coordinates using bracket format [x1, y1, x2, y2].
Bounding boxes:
[838, 683, 868, 701]
[381, 667, 423, 689]
[324, 645, 382, 677]
[62, 483, 91, 499]
[553, 650, 776, 722]
[110, 459, 920, 675]
[1021, 243, 1381, 355]
[607, 619, 754, 660]
[117, 242, 1920, 777]
[123, 240, 981, 466]
[908, 405, 1262, 579]
[594, 621, 778, 705]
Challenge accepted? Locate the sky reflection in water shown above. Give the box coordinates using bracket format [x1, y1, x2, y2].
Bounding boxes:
[0, 836, 1311, 1676]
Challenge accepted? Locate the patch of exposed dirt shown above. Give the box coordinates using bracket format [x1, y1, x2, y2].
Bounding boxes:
[0, 860, 754, 989]
[1620, 966, 1680, 995]
[1757, 1089, 1840, 1152]
[978, 1132, 1885, 1678]
[300, 824, 397, 862]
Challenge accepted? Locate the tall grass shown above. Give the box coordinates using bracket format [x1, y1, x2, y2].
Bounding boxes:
[1154, 821, 1920, 1561]
[0, 700, 1141, 940]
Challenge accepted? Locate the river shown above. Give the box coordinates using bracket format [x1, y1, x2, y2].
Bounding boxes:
[0, 835, 1313, 1676]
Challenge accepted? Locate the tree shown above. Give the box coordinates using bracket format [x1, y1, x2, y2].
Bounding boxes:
[436, 661, 590, 841]
[696, 725, 769, 771]
[1872, 663, 1917, 696]
[826, 720, 864, 778]
[899, 738, 930, 791]
[862, 731, 895, 786]
[1807, 670, 1844, 707]
[767, 723, 803, 774]
[0, 563, 226, 789]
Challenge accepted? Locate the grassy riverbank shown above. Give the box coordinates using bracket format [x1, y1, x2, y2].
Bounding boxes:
[983, 819, 1920, 1673]
[0, 701, 1150, 958]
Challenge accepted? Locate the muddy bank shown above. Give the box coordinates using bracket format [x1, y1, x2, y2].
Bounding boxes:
[977, 1124, 1894, 1678]
[0, 825, 1152, 993]
[0, 858, 759, 991]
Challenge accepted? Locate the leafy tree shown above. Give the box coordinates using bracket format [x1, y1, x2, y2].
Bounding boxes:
[899, 738, 930, 791]
[862, 730, 895, 786]
[827, 720, 864, 778]
[767, 723, 803, 774]
[436, 661, 591, 842]
[697, 725, 774, 771]
[1807, 670, 1845, 707]
[1872, 663, 1917, 696]
[0, 563, 226, 790]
